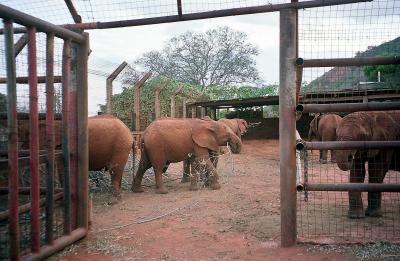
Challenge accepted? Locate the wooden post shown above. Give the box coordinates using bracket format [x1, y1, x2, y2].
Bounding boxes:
[154, 79, 170, 119]
[133, 71, 152, 131]
[106, 61, 127, 114]
[170, 85, 183, 118]
[191, 106, 196, 118]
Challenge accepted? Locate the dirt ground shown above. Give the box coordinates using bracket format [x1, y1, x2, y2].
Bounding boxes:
[51, 140, 397, 260]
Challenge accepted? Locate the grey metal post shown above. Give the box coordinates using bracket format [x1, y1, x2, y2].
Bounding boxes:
[279, 8, 297, 247]
[106, 61, 127, 114]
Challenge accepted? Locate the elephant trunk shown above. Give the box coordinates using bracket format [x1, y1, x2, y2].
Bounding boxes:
[228, 135, 242, 154]
[336, 150, 354, 171]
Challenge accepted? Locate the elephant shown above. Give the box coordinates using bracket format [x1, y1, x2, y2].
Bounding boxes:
[131, 117, 242, 194]
[335, 111, 400, 218]
[89, 114, 134, 201]
[181, 117, 248, 183]
[308, 113, 342, 163]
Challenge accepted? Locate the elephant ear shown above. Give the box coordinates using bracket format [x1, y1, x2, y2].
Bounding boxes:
[237, 119, 247, 134]
[192, 123, 219, 152]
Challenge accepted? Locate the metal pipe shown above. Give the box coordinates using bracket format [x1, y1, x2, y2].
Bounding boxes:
[23, 228, 87, 261]
[297, 102, 400, 113]
[2, 0, 370, 33]
[177, 0, 183, 17]
[28, 26, 41, 253]
[0, 75, 62, 84]
[297, 140, 400, 151]
[295, 56, 400, 68]
[4, 19, 20, 260]
[0, 4, 84, 42]
[62, 39, 72, 235]
[279, 9, 297, 247]
[298, 183, 400, 192]
[76, 32, 89, 230]
[106, 61, 128, 113]
[45, 33, 55, 245]
[64, 0, 82, 23]
[0, 192, 63, 222]
[14, 33, 28, 56]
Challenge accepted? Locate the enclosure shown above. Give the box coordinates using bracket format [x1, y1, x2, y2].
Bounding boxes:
[1, 0, 400, 260]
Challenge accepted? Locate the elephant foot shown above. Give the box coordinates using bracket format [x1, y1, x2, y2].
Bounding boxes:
[131, 186, 144, 193]
[211, 181, 221, 190]
[365, 207, 382, 217]
[156, 187, 168, 194]
[181, 176, 191, 183]
[319, 159, 328, 164]
[348, 208, 365, 219]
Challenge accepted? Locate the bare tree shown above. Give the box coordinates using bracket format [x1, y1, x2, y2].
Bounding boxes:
[135, 27, 261, 91]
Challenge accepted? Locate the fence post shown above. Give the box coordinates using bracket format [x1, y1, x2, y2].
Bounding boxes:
[133, 71, 152, 131]
[154, 79, 170, 119]
[279, 8, 297, 247]
[106, 61, 127, 113]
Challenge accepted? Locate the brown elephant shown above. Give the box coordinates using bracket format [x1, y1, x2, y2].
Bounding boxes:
[89, 114, 134, 200]
[131, 118, 242, 194]
[218, 118, 248, 140]
[308, 113, 342, 163]
[335, 111, 400, 218]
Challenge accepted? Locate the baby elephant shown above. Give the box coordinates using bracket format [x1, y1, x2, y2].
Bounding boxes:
[132, 118, 242, 194]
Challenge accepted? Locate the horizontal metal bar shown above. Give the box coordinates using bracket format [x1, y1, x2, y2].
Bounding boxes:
[297, 141, 400, 150]
[295, 56, 400, 67]
[0, 152, 62, 169]
[297, 102, 400, 113]
[0, 75, 62, 84]
[0, 192, 63, 222]
[298, 183, 400, 192]
[22, 228, 87, 261]
[0, 4, 84, 43]
[2, 0, 370, 33]
[0, 112, 62, 120]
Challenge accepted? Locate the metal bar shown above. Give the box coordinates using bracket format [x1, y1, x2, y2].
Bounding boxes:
[28, 26, 41, 253]
[134, 71, 152, 131]
[0, 187, 62, 194]
[62, 39, 72, 235]
[15, 33, 28, 56]
[4, 19, 20, 261]
[106, 61, 127, 113]
[279, 9, 297, 247]
[45, 33, 55, 245]
[22, 228, 87, 261]
[0, 4, 84, 42]
[64, 0, 82, 23]
[298, 183, 400, 192]
[177, 0, 183, 17]
[76, 32, 89, 230]
[69, 42, 79, 230]
[297, 141, 400, 151]
[2, 0, 370, 33]
[297, 102, 400, 113]
[0, 75, 62, 84]
[0, 192, 63, 222]
[296, 56, 400, 68]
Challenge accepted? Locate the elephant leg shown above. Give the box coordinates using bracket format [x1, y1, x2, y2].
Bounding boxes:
[181, 158, 191, 183]
[131, 152, 151, 193]
[154, 166, 168, 194]
[348, 158, 366, 218]
[189, 159, 200, 191]
[319, 150, 328, 164]
[162, 161, 170, 174]
[330, 150, 337, 163]
[109, 164, 124, 204]
[196, 153, 221, 190]
[365, 156, 388, 217]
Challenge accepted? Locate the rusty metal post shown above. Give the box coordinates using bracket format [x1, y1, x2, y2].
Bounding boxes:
[154, 79, 170, 119]
[106, 61, 127, 114]
[14, 33, 28, 56]
[62, 39, 72, 235]
[28, 26, 40, 253]
[4, 19, 20, 261]
[45, 33, 55, 244]
[77, 32, 89, 230]
[279, 8, 297, 247]
[133, 71, 152, 131]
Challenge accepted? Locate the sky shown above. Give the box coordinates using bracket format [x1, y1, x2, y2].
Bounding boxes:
[87, 12, 280, 115]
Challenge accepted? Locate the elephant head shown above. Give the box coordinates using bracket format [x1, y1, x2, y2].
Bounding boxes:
[308, 113, 321, 141]
[192, 120, 242, 154]
[236, 119, 248, 135]
[335, 111, 400, 171]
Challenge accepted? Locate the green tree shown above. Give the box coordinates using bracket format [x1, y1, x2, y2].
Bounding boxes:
[363, 52, 400, 87]
[134, 27, 261, 91]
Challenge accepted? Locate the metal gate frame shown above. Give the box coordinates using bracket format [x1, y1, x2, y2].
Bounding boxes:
[0, 5, 89, 260]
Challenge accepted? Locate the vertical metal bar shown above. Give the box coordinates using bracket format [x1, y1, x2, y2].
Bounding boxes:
[279, 8, 297, 247]
[45, 33, 55, 244]
[4, 19, 20, 261]
[28, 26, 40, 253]
[177, 0, 183, 18]
[62, 39, 71, 235]
[77, 33, 89, 230]
[69, 43, 78, 230]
